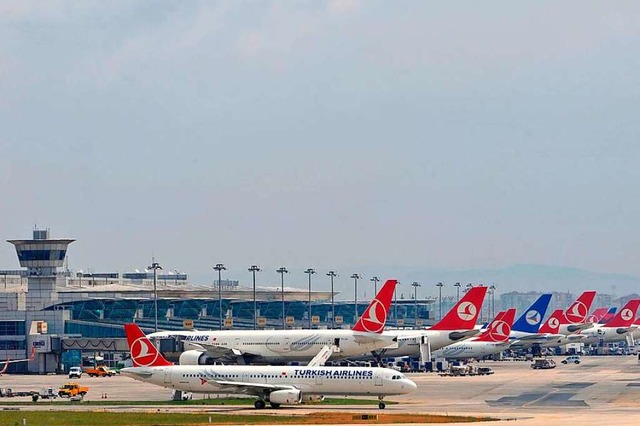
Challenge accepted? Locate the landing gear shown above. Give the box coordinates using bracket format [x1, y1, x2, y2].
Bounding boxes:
[270, 402, 281, 409]
[378, 396, 386, 409]
[371, 351, 384, 367]
[254, 400, 266, 409]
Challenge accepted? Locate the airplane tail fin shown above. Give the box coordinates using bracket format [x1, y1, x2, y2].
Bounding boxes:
[429, 286, 488, 331]
[475, 309, 516, 342]
[563, 291, 597, 323]
[352, 279, 397, 333]
[586, 307, 608, 324]
[124, 323, 173, 367]
[598, 307, 617, 324]
[512, 294, 552, 334]
[604, 300, 640, 328]
[538, 309, 564, 334]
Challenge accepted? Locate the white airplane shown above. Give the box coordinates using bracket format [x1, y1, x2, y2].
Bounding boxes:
[538, 309, 587, 348]
[148, 279, 399, 365]
[432, 308, 516, 360]
[577, 299, 640, 344]
[361, 286, 488, 361]
[0, 346, 35, 376]
[122, 324, 417, 409]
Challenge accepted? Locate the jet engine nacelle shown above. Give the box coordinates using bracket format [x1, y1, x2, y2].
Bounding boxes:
[301, 395, 325, 402]
[179, 350, 215, 365]
[269, 389, 302, 405]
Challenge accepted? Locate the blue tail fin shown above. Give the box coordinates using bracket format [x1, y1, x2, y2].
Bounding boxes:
[512, 294, 552, 333]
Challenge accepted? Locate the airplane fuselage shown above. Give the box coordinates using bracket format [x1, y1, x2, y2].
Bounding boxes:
[121, 365, 416, 397]
[149, 329, 396, 363]
[432, 341, 510, 360]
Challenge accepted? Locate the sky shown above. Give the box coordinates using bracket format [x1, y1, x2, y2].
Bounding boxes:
[0, 1, 639, 295]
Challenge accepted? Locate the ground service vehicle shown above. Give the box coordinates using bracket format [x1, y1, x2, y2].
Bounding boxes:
[531, 359, 556, 369]
[562, 355, 581, 364]
[68, 366, 83, 378]
[84, 366, 114, 377]
[58, 383, 89, 398]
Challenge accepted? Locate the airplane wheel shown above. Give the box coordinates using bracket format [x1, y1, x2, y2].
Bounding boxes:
[270, 402, 281, 409]
[378, 402, 386, 409]
[254, 400, 266, 409]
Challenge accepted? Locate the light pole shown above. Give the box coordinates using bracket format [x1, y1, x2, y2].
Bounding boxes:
[370, 276, 380, 297]
[411, 282, 421, 326]
[489, 284, 496, 318]
[248, 265, 261, 330]
[394, 281, 401, 325]
[277, 267, 289, 329]
[454, 282, 461, 301]
[148, 260, 162, 332]
[327, 271, 337, 329]
[213, 263, 226, 330]
[350, 273, 361, 321]
[436, 282, 444, 321]
[304, 268, 316, 329]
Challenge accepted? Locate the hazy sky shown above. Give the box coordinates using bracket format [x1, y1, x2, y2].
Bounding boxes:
[1, 1, 639, 291]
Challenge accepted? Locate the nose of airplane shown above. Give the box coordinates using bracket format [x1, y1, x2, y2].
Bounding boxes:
[403, 379, 418, 392]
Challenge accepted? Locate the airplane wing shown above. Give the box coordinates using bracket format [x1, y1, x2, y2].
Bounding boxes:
[204, 379, 296, 396]
[186, 342, 259, 362]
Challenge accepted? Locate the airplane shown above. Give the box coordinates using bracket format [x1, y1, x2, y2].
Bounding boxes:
[538, 309, 587, 348]
[121, 323, 417, 409]
[359, 286, 489, 361]
[431, 308, 516, 360]
[598, 307, 617, 324]
[509, 294, 552, 340]
[558, 291, 597, 335]
[0, 346, 36, 375]
[147, 279, 400, 365]
[577, 299, 640, 344]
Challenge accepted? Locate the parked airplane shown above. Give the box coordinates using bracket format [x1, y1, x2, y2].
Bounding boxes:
[598, 307, 617, 324]
[578, 299, 640, 344]
[361, 286, 488, 361]
[538, 309, 587, 348]
[586, 307, 609, 324]
[122, 324, 416, 409]
[431, 308, 516, 360]
[0, 346, 35, 375]
[558, 291, 597, 334]
[148, 279, 399, 365]
[507, 294, 552, 349]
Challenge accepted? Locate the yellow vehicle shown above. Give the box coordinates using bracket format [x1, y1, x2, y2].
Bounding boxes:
[58, 383, 89, 398]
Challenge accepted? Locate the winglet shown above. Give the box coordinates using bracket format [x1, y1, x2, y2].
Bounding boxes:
[603, 300, 640, 328]
[511, 294, 552, 334]
[538, 309, 564, 334]
[563, 291, 597, 323]
[124, 323, 173, 367]
[474, 309, 516, 342]
[352, 279, 397, 333]
[429, 286, 488, 331]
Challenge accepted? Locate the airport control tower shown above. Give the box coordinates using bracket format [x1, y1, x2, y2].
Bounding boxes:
[7, 229, 74, 310]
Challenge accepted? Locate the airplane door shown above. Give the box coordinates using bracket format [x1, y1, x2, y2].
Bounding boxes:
[315, 373, 323, 385]
[283, 338, 291, 352]
[234, 337, 242, 350]
[163, 368, 171, 384]
[374, 370, 383, 386]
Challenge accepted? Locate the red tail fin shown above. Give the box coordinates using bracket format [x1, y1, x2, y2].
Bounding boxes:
[474, 309, 515, 342]
[352, 279, 397, 333]
[604, 300, 640, 328]
[538, 309, 564, 334]
[124, 323, 173, 367]
[563, 291, 597, 323]
[585, 307, 608, 324]
[429, 286, 488, 331]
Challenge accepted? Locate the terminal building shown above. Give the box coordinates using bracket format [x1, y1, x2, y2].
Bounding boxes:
[0, 229, 435, 374]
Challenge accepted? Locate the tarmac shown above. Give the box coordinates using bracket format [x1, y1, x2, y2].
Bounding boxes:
[1, 355, 640, 425]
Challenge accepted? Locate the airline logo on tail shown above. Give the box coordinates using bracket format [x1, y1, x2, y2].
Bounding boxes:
[352, 279, 397, 333]
[586, 308, 608, 323]
[621, 309, 634, 322]
[525, 310, 541, 326]
[564, 291, 596, 323]
[457, 302, 477, 321]
[603, 300, 640, 328]
[538, 309, 564, 334]
[476, 309, 515, 342]
[124, 324, 173, 367]
[430, 286, 488, 331]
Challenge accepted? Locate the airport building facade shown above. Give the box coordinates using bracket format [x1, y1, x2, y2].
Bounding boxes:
[0, 229, 435, 374]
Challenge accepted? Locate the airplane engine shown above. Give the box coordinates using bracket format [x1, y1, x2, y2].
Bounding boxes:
[178, 350, 215, 365]
[301, 395, 325, 402]
[269, 389, 302, 405]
